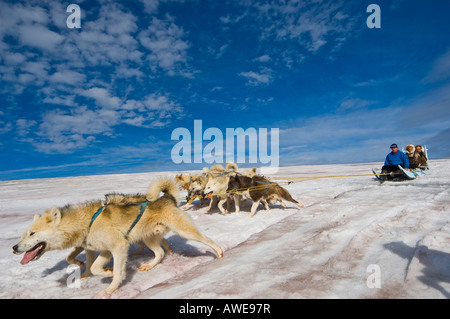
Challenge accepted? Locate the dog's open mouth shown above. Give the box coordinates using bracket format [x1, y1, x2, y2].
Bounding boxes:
[206, 191, 213, 199]
[20, 242, 46, 265]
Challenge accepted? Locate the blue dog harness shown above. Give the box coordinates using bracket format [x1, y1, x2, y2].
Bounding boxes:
[89, 201, 149, 237]
[89, 205, 106, 229]
[125, 201, 149, 237]
[254, 180, 273, 196]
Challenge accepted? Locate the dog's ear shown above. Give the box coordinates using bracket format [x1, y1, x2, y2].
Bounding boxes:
[49, 206, 61, 226]
[33, 214, 41, 222]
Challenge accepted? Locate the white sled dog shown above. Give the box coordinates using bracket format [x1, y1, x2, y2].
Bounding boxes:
[178, 163, 236, 211]
[64, 193, 174, 269]
[12, 178, 223, 295]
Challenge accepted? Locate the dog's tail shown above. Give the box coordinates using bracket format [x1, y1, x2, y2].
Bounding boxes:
[146, 178, 182, 205]
[278, 186, 304, 208]
[226, 162, 238, 172]
[105, 193, 147, 205]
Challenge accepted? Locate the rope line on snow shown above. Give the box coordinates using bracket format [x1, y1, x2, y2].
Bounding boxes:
[186, 171, 392, 202]
[270, 172, 392, 182]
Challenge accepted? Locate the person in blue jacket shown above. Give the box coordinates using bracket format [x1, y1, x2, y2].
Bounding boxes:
[381, 144, 409, 181]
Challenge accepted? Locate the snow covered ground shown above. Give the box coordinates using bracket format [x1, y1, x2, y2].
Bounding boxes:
[0, 160, 449, 299]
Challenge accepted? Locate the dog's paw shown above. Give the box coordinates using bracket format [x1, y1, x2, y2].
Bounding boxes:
[81, 271, 91, 280]
[92, 268, 113, 277]
[98, 288, 116, 296]
[138, 264, 154, 272]
[104, 268, 113, 274]
[98, 290, 108, 296]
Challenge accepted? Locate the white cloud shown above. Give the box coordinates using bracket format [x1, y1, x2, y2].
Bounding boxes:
[276, 108, 398, 165]
[143, 93, 177, 111]
[2, 52, 27, 65]
[140, 0, 160, 13]
[215, 43, 229, 59]
[34, 135, 97, 154]
[219, 9, 248, 25]
[43, 95, 76, 107]
[224, 0, 358, 62]
[0, 2, 49, 32]
[253, 0, 356, 51]
[49, 70, 86, 85]
[29, 89, 184, 153]
[22, 61, 50, 78]
[16, 118, 37, 137]
[0, 120, 12, 134]
[239, 67, 273, 86]
[17, 24, 64, 52]
[0, 1, 192, 94]
[276, 80, 450, 165]
[34, 107, 114, 154]
[115, 65, 144, 79]
[397, 82, 450, 129]
[423, 47, 450, 83]
[138, 16, 190, 74]
[254, 54, 271, 63]
[339, 98, 376, 112]
[39, 107, 116, 137]
[121, 93, 184, 128]
[0, 1, 190, 154]
[81, 87, 122, 109]
[66, 4, 142, 66]
[17, 73, 35, 85]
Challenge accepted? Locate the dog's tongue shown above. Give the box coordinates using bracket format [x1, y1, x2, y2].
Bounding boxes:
[20, 246, 40, 265]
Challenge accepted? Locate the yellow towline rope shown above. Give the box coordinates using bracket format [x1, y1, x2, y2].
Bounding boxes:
[270, 172, 389, 181]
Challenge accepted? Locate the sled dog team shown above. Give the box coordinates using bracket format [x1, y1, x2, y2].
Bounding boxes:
[12, 164, 302, 295]
[176, 163, 303, 217]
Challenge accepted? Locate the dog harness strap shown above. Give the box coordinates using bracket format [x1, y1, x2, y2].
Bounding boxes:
[126, 201, 149, 237]
[255, 180, 272, 195]
[89, 205, 107, 229]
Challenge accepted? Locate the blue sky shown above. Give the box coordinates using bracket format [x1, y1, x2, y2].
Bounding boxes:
[1, 0, 449, 180]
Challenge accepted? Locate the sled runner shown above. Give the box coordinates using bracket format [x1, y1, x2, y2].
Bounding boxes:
[372, 165, 429, 182]
[372, 168, 383, 181]
[397, 165, 416, 180]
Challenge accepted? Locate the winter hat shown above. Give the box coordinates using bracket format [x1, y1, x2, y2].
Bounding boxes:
[406, 144, 414, 151]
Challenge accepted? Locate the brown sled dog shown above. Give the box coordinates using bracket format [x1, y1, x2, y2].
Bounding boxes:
[205, 172, 303, 217]
[230, 174, 304, 217]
